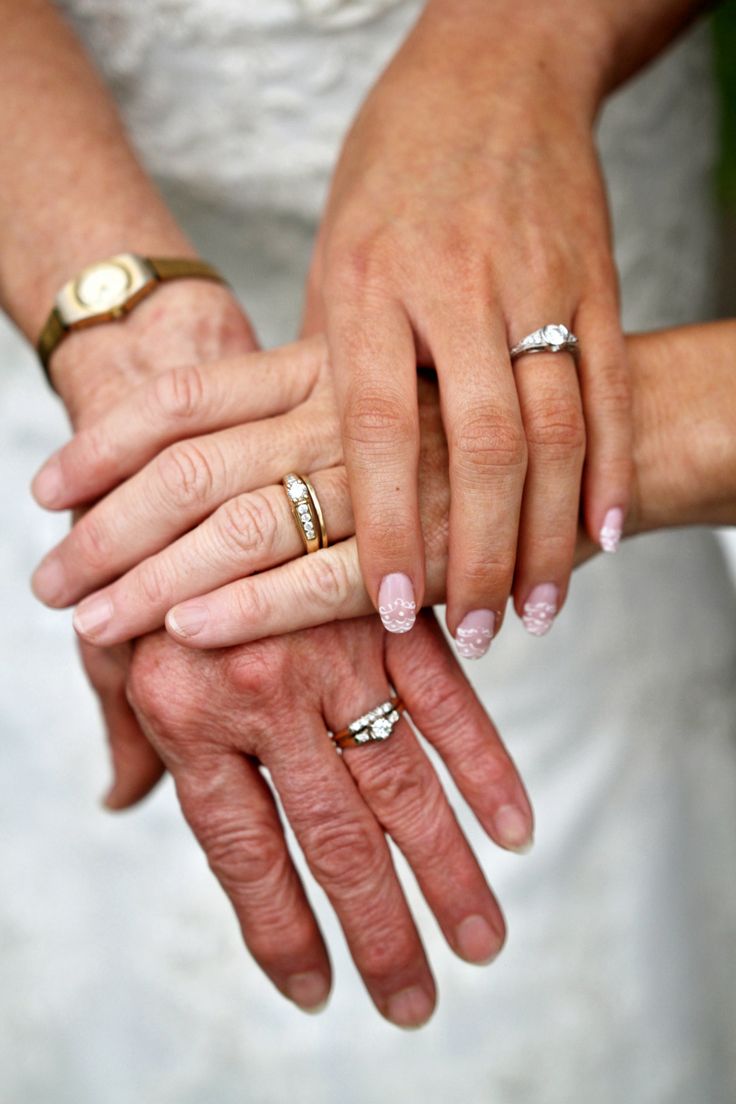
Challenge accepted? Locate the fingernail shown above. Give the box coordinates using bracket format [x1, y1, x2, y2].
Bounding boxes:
[385, 985, 434, 1029]
[455, 914, 503, 964]
[494, 804, 534, 854]
[31, 556, 66, 604]
[73, 594, 113, 639]
[599, 507, 624, 553]
[378, 573, 417, 634]
[32, 456, 63, 506]
[285, 971, 330, 1013]
[166, 603, 208, 638]
[454, 609, 495, 659]
[522, 583, 559, 637]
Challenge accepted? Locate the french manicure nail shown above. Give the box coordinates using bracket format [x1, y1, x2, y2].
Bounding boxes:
[385, 985, 434, 1029]
[166, 603, 208, 638]
[494, 804, 534, 854]
[522, 583, 559, 637]
[454, 609, 496, 659]
[73, 594, 113, 639]
[378, 573, 416, 634]
[31, 556, 66, 604]
[600, 507, 624, 553]
[285, 971, 330, 1013]
[455, 914, 502, 965]
[33, 456, 63, 506]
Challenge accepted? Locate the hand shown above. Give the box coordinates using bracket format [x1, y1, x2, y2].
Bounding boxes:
[49, 278, 258, 807]
[123, 614, 533, 1026]
[36, 321, 736, 652]
[304, 0, 632, 652]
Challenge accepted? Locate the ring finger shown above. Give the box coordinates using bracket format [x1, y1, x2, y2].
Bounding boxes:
[72, 467, 354, 646]
[511, 319, 586, 637]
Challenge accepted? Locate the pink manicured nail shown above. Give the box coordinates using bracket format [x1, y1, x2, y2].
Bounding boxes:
[31, 556, 66, 604]
[522, 583, 559, 637]
[494, 804, 534, 853]
[454, 609, 495, 659]
[166, 602, 208, 638]
[599, 507, 624, 553]
[378, 573, 417, 634]
[32, 455, 63, 507]
[73, 594, 113, 639]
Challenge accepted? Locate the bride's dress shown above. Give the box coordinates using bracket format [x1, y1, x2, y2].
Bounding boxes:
[1, 3, 735, 1102]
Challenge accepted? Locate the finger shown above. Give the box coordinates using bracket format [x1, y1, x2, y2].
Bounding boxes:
[386, 611, 534, 853]
[326, 675, 506, 966]
[262, 709, 437, 1027]
[78, 639, 166, 809]
[427, 306, 527, 659]
[327, 295, 424, 633]
[166, 538, 372, 649]
[32, 404, 336, 609]
[31, 340, 323, 510]
[511, 332, 586, 637]
[72, 467, 354, 646]
[162, 746, 334, 1014]
[575, 295, 633, 554]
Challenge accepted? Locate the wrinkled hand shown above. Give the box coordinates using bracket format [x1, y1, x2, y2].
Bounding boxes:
[123, 613, 532, 1026]
[305, 0, 631, 650]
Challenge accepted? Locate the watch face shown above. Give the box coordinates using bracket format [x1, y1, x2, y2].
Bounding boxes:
[74, 262, 132, 310]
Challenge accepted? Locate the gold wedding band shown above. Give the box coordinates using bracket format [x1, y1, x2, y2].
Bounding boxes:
[331, 696, 405, 751]
[282, 472, 329, 555]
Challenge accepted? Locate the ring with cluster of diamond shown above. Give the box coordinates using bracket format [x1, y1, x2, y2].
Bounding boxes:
[331, 696, 405, 751]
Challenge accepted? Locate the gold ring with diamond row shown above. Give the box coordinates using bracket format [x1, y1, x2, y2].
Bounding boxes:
[509, 323, 579, 361]
[331, 696, 405, 751]
[282, 472, 329, 555]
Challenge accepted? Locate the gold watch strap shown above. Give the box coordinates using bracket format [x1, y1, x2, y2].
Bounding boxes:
[38, 308, 67, 379]
[147, 257, 223, 283]
[38, 255, 227, 386]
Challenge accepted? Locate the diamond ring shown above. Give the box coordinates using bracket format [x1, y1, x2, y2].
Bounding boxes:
[510, 323, 579, 361]
[282, 472, 329, 555]
[331, 696, 405, 751]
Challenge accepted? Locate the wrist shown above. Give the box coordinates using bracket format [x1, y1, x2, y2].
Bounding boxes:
[420, 0, 620, 115]
[51, 280, 257, 429]
[628, 323, 736, 534]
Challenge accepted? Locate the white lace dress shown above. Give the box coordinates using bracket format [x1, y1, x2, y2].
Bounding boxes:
[1, 4, 735, 1103]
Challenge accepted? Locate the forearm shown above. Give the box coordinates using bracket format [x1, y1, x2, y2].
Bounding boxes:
[0, 0, 196, 338]
[420, 0, 711, 111]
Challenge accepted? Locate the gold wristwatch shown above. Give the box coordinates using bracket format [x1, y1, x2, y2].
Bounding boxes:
[37, 253, 226, 385]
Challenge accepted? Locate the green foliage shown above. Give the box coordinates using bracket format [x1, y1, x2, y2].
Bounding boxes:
[714, 1, 736, 207]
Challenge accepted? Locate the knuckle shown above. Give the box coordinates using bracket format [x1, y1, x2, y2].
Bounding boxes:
[157, 440, 220, 508]
[216, 492, 279, 560]
[343, 390, 415, 453]
[592, 360, 632, 418]
[524, 399, 586, 457]
[302, 810, 381, 896]
[224, 642, 288, 699]
[74, 511, 114, 571]
[198, 813, 285, 894]
[298, 553, 351, 611]
[153, 364, 207, 420]
[451, 409, 528, 477]
[358, 749, 426, 815]
[135, 556, 172, 608]
[359, 922, 418, 984]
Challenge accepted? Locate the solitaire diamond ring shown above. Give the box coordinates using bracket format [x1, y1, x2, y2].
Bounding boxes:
[510, 323, 579, 361]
